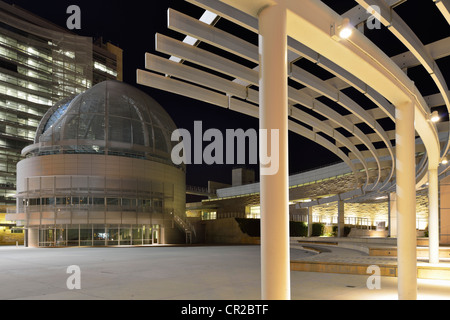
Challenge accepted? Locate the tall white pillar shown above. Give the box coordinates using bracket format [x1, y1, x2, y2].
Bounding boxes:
[428, 167, 440, 264]
[395, 101, 417, 300]
[258, 1, 290, 300]
[389, 193, 397, 237]
[308, 206, 313, 237]
[337, 200, 345, 237]
[27, 228, 39, 248]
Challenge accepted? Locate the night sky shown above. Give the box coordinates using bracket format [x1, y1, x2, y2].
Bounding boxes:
[7, 0, 449, 191]
[2, 0, 344, 188]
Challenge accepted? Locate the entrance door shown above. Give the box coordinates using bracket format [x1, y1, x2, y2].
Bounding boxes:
[41, 228, 54, 247]
[152, 229, 158, 244]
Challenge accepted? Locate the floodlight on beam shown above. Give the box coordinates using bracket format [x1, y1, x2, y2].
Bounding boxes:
[331, 18, 353, 41]
[430, 110, 440, 123]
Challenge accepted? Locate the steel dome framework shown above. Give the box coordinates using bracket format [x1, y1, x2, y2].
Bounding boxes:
[137, 0, 450, 300]
[23, 80, 178, 166]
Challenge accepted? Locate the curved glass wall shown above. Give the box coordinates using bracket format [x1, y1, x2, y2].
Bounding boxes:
[38, 224, 160, 247]
[27, 81, 178, 166]
[12, 80, 186, 247]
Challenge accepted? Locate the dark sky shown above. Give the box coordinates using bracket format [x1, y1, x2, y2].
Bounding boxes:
[2, 0, 361, 187]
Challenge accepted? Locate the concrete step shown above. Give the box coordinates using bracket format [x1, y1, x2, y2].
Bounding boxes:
[369, 247, 450, 258]
[290, 260, 450, 280]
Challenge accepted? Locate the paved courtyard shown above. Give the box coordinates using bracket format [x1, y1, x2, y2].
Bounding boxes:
[1, 245, 449, 300]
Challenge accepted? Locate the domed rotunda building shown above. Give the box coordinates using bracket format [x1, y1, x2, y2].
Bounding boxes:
[11, 81, 187, 247]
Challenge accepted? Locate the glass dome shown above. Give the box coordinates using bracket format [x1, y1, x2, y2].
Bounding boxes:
[26, 81, 178, 165]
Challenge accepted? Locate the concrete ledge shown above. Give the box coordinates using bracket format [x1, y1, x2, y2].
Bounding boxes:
[369, 247, 450, 258]
[292, 237, 437, 255]
[296, 240, 338, 246]
[369, 247, 398, 257]
[290, 260, 450, 280]
[291, 236, 397, 245]
[290, 260, 397, 277]
[348, 229, 388, 238]
[418, 265, 450, 280]
[300, 246, 329, 253]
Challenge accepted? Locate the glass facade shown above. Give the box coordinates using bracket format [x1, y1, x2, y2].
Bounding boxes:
[22, 195, 166, 212]
[38, 224, 160, 247]
[201, 211, 217, 220]
[26, 81, 178, 166]
[0, 4, 121, 205]
[0, 4, 182, 246]
[246, 205, 261, 219]
[10, 79, 185, 247]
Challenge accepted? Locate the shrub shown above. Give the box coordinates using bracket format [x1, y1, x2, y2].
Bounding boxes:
[311, 223, 325, 237]
[331, 225, 352, 237]
[235, 218, 260, 237]
[235, 218, 308, 237]
[290, 221, 308, 237]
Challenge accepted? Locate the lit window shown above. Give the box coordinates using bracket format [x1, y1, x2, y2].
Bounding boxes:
[202, 211, 217, 220]
[246, 206, 260, 219]
[94, 61, 118, 77]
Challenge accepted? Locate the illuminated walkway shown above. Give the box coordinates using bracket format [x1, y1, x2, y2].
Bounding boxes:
[0, 245, 449, 300]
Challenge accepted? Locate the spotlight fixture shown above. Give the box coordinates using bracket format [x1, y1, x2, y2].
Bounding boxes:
[331, 18, 353, 41]
[431, 111, 440, 123]
[339, 18, 353, 39]
[442, 157, 448, 165]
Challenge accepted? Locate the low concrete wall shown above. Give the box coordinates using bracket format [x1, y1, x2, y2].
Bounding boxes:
[347, 228, 388, 238]
[0, 231, 24, 246]
[369, 247, 450, 258]
[290, 260, 450, 280]
[290, 260, 398, 277]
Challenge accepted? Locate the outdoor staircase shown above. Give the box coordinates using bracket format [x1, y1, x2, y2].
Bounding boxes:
[173, 215, 196, 244]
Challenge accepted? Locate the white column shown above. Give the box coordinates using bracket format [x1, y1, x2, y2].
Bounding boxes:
[27, 228, 39, 248]
[395, 101, 417, 300]
[428, 167, 440, 264]
[337, 200, 345, 237]
[440, 177, 450, 245]
[308, 206, 313, 237]
[258, 1, 290, 300]
[389, 193, 397, 237]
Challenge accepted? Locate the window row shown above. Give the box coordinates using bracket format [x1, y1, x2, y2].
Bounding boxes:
[38, 224, 160, 247]
[23, 196, 164, 208]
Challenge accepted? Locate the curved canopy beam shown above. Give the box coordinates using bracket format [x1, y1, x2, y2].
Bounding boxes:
[166, 8, 391, 188]
[219, 0, 440, 170]
[137, 69, 360, 181]
[138, 0, 445, 202]
[142, 54, 371, 186]
[356, 0, 450, 162]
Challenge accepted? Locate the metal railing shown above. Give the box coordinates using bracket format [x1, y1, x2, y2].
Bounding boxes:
[173, 214, 196, 243]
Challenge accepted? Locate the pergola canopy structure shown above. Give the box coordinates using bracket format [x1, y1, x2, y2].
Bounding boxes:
[138, 0, 450, 200]
[138, 0, 450, 300]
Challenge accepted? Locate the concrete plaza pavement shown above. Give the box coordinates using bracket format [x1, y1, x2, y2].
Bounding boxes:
[0, 244, 450, 300]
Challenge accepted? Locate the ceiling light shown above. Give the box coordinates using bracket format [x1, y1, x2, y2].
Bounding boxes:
[431, 111, 440, 123]
[442, 157, 448, 165]
[332, 18, 353, 41]
[339, 18, 353, 39]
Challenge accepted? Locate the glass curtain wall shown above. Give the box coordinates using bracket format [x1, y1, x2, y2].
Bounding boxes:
[0, 13, 93, 205]
[38, 224, 160, 247]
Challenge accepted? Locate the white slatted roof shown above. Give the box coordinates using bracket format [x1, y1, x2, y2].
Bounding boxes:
[137, 0, 450, 204]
